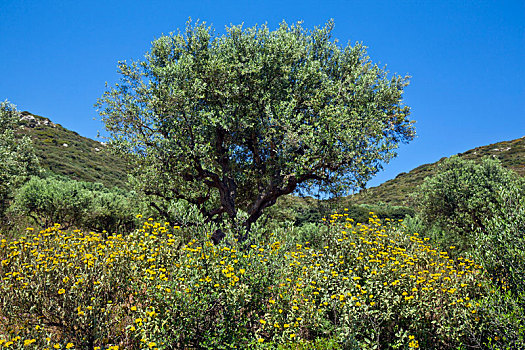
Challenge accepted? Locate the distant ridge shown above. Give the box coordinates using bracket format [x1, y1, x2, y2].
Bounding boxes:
[17, 111, 129, 188]
[348, 136, 525, 206]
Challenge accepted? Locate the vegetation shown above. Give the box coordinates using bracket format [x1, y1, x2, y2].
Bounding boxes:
[2, 212, 513, 349]
[0, 18, 523, 350]
[349, 136, 525, 206]
[96, 19, 415, 235]
[473, 181, 525, 298]
[9, 109, 524, 232]
[267, 195, 414, 228]
[10, 175, 139, 233]
[1, 120, 523, 348]
[17, 111, 129, 189]
[0, 102, 40, 221]
[412, 156, 524, 252]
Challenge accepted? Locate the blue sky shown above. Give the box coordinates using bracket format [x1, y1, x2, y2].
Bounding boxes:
[1, 0, 524, 188]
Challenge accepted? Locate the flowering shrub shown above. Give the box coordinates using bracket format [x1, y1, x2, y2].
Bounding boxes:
[0, 212, 505, 349]
[0, 225, 135, 349]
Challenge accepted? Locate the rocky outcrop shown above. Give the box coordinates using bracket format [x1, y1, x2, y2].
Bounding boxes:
[19, 112, 56, 128]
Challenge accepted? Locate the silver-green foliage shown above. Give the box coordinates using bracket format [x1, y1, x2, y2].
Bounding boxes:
[413, 156, 522, 240]
[413, 155, 525, 344]
[12, 176, 139, 232]
[97, 19, 415, 232]
[475, 181, 525, 296]
[474, 182, 525, 349]
[0, 101, 40, 220]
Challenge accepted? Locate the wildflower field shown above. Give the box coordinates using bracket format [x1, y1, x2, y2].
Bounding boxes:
[2, 210, 515, 350]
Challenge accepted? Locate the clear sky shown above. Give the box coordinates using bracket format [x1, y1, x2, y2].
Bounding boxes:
[1, 0, 524, 188]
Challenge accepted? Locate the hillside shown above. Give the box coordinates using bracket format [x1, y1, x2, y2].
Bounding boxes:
[15, 111, 524, 209]
[348, 136, 525, 206]
[17, 111, 129, 188]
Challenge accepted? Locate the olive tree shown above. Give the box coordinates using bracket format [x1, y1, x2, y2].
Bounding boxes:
[97, 19, 415, 236]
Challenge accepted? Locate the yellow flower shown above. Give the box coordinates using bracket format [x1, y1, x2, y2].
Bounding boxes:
[58, 288, 65, 294]
[131, 306, 137, 311]
[258, 339, 264, 343]
[259, 319, 266, 325]
[66, 343, 74, 349]
[24, 339, 37, 345]
[409, 340, 419, 348]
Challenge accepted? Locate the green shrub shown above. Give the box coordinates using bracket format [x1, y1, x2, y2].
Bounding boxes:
[127, 213, 488, 349]
[11, 176, 140, 233]
[475, 286, 525, 349]
[471, 181, 525, 348]
[11, 176, 93, 229]
[473, 181, 525, 297]
[412, 156, 522, 253]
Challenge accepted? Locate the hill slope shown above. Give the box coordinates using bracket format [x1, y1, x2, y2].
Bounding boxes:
[348, 136, 525, 206]
[16, 111, 524, 209]
[17, 111, 129, 188]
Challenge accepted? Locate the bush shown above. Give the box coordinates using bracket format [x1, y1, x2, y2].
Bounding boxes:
[471, 181, 525, 349]
[11, 176, 140, 233]
[82, 185, 139, 234]
[1, 212, 494, 349]
[474, 181, 525, 297]
[475, 286, 525, 349]
[412, 156, 523, 252]
[0, 225, 136, 349]
[11, 176, 92, 229]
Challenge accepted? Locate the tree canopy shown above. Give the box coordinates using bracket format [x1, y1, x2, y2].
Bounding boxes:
[97, 19, 415, 234]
